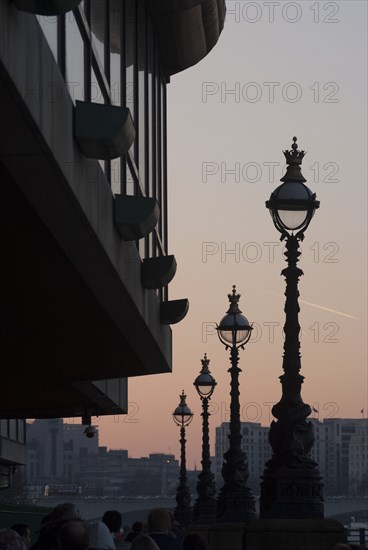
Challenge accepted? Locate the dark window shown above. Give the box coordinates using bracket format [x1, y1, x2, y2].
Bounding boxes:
[9, 419, 17, 441]
[0, 420, 9, 439]
[0, 465, 10, 489]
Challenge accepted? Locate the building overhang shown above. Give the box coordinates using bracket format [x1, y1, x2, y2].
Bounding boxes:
[147, 0, 226, 78]
[0, 377, 128, 420]
[92, 0, 226, 80]
[0, 3, 172, 419]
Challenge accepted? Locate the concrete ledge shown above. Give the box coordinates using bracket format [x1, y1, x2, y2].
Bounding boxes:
[189, 519, 347, 550]
[0, 437, 27, 465]
[244, 519, 346, 550]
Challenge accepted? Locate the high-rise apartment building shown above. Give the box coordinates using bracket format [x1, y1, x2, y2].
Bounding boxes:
[349, 423, 368, 495]
[215, 418, 368, 496]
[0, 0, 226, 480]
[321, 418, 368, 495]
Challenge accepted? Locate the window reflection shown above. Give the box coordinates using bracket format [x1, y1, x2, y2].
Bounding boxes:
[126, 0, 136, 163]
[65, 11, 85, 102]
[0, 419, 8, 438]
[9, 419, 17, 441]
[35, 0, 169, 261]
[138, 0, 146, 190]
[126, 166, 135, 196]
[90, 0, 105, 70]
[111, 158, 121, 195]
[110, 0, 122, 106]
[17, 420, 25, 444]
[111, 52, 121, 106]
[36, 15, 58, 62]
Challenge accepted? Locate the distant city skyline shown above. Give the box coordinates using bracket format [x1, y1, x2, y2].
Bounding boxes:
[26, 417, 368, 498]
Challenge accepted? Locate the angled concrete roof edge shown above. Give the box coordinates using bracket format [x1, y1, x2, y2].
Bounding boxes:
[146, 0, 226, 78]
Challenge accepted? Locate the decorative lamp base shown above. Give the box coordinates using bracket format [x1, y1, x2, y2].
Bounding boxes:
[174, 506, 193, 529]
[260, 465, 324, 519]
[217, 486, 256, 523]
[193, 499, 217, 525]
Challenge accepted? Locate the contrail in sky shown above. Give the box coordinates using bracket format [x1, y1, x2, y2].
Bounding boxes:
[265, 291, 357, 319]
[298, 299, 357, 319]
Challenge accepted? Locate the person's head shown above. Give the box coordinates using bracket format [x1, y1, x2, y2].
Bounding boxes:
[132, 522, 144, 534]
[183, 533, 208, 550]
[0, 529, 27, 550]
[50, 503, 80, 524]
[57, 520, 90, 550]
[131, 535, 160, 550]
[10, 525, 31, 549]
[89, 521, 115, 550]
[102, 511, 122, 533]
[41, 514, 52, 526]
[147, 509, 171, 534]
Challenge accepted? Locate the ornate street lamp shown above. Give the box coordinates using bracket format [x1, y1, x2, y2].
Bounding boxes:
[260, 137, 324, 518]
[173, 391, 193, 528]
[216, 286, 256, 522]
[193, 353, 217, 524]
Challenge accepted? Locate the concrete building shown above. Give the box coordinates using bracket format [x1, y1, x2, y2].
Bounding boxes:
[79, 448, 179, 497]
[26, 419, 98, 493]
[215, 418, 368, 496]
[0, 0, 225, 479]
[349, 423, 368, 495]
[307, 418, 367, 495]
[215, 422, 272, 495]
[26, 419, 179, 497]
[0, 420, 26, 489]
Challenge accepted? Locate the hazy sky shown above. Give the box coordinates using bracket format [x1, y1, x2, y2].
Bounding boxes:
[96, 0, 367, 467]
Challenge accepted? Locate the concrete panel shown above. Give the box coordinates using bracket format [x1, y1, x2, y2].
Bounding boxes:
[0, 437, 27, 465]
[0, 3, 172, 381]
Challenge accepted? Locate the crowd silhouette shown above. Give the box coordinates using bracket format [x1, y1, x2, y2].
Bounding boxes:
[0, 502, 366, 550]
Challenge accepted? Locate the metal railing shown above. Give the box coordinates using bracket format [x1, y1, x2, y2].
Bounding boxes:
[346, 527, 368, 546]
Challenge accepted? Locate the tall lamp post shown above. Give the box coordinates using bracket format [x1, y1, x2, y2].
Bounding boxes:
[216, 286, 256, 522]
[173, 391, 193, 528]
[193, 353, 217, 524]
[260, 137, 324, 518]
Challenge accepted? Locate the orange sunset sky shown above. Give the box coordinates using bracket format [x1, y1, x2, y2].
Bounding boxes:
[92, 1, 368, 468]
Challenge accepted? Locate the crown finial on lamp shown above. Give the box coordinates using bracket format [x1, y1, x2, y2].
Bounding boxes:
[201, 353, 210, 371]
[227, 285, 242, 314]
[282, 137, 306, 170]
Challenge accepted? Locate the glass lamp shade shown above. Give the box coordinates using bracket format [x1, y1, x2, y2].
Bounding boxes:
[173, 411, 193, 427]
[194, 372, 217, 399]
[173, 401, 193, 427]
[217, 312, 252, 347]
[266, 180, 319, 234]
[277, 209, 308, 230]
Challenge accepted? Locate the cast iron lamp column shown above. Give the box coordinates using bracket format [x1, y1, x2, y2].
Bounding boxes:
[193, 353, 217, 524]
[216, 286, 256, 522]
[260, 137, 324, 519]
[173, 391, 193, 528]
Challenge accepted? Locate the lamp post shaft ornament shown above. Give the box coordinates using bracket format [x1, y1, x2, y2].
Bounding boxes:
[193, 354, 217, 524]
[260, 138, 324, 519]
[173, 391, 193, 528]
[217, 287, 256, 522]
